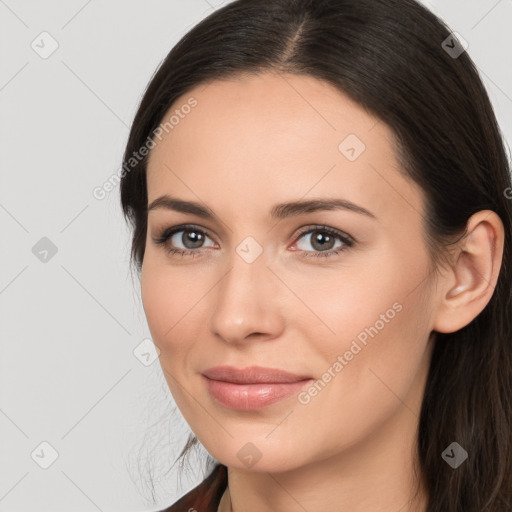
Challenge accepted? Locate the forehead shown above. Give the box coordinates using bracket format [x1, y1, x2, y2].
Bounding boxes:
[146, 72, 424, 224]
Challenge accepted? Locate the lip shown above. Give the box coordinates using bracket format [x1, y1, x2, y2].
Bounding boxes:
[202, 365, 312, 384]
[202, 365, 314, 410]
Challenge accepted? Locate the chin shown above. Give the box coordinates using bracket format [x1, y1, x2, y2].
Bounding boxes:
[204, 436, 310, 473]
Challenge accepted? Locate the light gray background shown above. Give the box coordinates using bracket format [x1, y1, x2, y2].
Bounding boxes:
[1, 1, 511, 511]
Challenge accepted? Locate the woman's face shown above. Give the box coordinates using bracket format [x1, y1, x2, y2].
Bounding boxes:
[141, 72, 438, 472]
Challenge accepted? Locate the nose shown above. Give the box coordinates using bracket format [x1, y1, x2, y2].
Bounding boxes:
[208, 250, 285, 345]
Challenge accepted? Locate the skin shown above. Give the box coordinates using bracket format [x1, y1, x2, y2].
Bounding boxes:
[141, 71, 504, 512]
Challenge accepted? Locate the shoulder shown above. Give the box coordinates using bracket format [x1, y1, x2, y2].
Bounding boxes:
[155, 463, 228, 512]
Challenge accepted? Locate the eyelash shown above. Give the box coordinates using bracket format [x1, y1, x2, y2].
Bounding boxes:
[152, 224, 355, 260]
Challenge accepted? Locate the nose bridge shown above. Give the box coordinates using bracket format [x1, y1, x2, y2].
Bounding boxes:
[208, 242, 283, 344]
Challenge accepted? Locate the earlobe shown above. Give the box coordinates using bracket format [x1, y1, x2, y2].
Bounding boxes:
[432, 210, 504, 334]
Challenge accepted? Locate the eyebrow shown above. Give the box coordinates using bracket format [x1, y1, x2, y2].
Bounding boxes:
[147, 195, 376, 220]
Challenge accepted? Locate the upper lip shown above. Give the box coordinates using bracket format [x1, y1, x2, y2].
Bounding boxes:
[202, 365, 312, 384]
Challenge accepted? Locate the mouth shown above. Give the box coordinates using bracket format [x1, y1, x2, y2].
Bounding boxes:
[201, 365, 314, 410]
[202, 365, 312, 384]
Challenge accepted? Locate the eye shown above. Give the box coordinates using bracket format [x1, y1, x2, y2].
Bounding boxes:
[152, 225, 216, 257]
[152, 224, 355, 259]
[292, 225, 354, 259]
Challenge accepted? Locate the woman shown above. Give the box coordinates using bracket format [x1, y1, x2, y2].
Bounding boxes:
[120, 0, 512, 510]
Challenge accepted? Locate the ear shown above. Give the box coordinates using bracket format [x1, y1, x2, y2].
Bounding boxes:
[433, 210, 505, 334]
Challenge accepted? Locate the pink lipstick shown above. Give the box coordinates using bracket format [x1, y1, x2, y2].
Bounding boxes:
[202, 365, 313, 410]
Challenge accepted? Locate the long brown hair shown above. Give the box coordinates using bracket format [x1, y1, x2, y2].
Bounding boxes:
[120, 1, 512, 509]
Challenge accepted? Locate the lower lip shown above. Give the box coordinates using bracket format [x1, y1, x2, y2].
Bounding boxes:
[203, 375, 313, 410]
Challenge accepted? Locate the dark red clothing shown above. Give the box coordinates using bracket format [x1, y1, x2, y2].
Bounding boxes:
[158, 463, 228, 512]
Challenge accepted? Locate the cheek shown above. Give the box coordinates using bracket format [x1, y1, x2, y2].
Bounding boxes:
[140, 257, 195, 355]
[286, 261, 408, 354]
[292, 246, 432, 395]
[141, 262, 168, 346]
[140, 260, 203, 413]
[289, 287, 431, 461]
